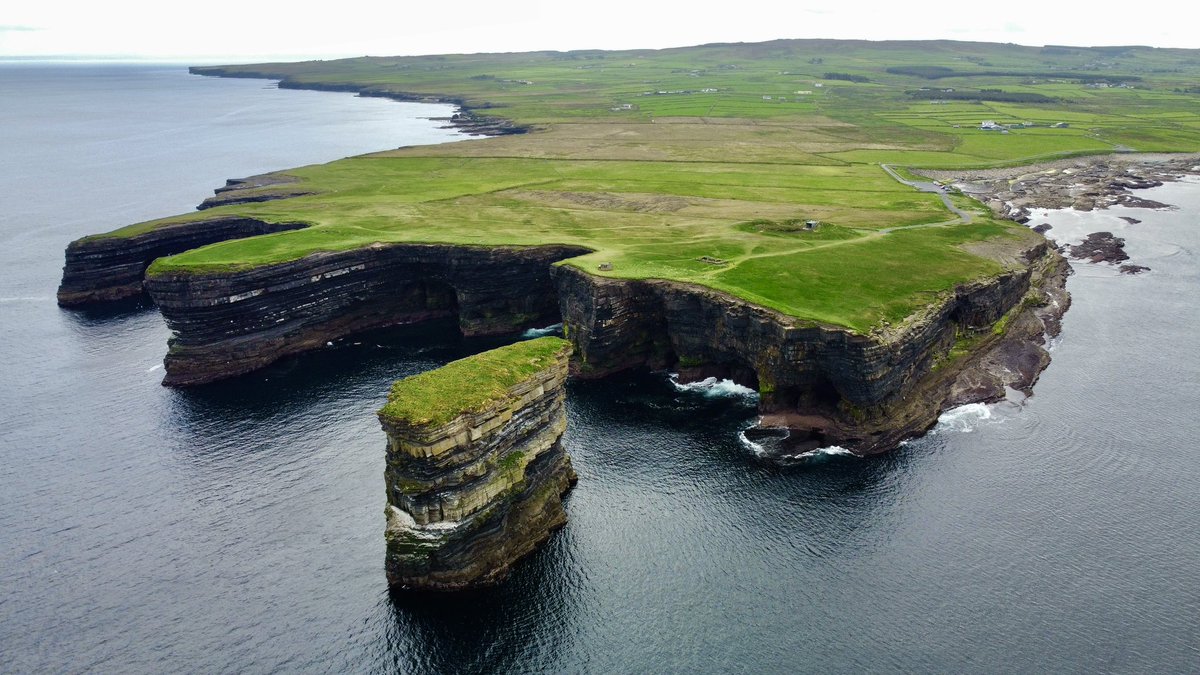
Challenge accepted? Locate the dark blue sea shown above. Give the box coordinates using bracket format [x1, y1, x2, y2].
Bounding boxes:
[1, 64, 1197, 674]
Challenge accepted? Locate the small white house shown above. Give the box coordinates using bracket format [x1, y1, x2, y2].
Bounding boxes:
[980, 120, 1005, 131]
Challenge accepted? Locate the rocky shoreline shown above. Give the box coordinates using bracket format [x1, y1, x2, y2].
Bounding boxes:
[187, 66, 530, 137]
[921, 153, 1200, 276]
[920, 153, 1200, 221]
[119, 230, 1062, 456]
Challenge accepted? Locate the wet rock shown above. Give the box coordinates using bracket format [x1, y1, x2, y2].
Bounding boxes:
[1032, 223, 1053, 234]
[1119, 216, 1142, 224]
[1115, 194, 1173, 210]
[1068, 231, 1129, 264]
[1119, 264, 1151, 275]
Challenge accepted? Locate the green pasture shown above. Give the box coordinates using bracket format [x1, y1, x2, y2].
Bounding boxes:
[90, 39, 1200, 333]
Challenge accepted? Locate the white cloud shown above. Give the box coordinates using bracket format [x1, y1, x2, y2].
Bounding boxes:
[1, 0, 1196, 59]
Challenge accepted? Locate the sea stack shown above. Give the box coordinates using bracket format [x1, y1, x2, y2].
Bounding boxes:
[378, 337, 576, 590]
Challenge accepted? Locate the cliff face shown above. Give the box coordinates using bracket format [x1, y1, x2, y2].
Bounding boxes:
[380, 339, 575, 590]
[554, 242, 1069, 455]
[57, 217, 306, 306]
[145, 243, 590, 386]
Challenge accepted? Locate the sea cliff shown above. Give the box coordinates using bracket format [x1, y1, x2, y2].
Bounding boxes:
[379, 337, 576, 590]
[133, 230, 1066, 454]
[144, 242, 589, 386]
[57, 217, 307, 306]
[554, 240, 1069, 455]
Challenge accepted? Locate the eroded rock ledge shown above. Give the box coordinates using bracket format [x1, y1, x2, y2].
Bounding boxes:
[145, 243, 590, 386]
[57, 217, 307, 306]
[379, 337, 576, 590]
[197, 173, 313, 210]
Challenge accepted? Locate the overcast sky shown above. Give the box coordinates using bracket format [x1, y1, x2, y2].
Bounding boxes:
[1, 0, 1195, 61]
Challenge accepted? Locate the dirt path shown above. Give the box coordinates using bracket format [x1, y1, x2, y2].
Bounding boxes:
[880, 163, 974, 223]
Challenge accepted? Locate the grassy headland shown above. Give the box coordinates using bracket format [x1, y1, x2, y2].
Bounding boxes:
[123, 40, 1200, 332]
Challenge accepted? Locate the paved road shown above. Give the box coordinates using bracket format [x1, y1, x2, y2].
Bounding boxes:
[880, 164, 974, 223]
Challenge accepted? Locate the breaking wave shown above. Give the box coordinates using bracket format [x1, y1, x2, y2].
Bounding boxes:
[930, 403, 994, 435]
[521, 323, 563, 339]
[738, 427, 787, 457]
[779, 445, 857, 463]
[669, 374, 758, 399]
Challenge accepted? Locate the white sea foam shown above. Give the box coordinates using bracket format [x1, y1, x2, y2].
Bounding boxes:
[780, 445, 857, 462]
[738, 429, 768, 457]
[668, 374, 758, 399]
[522, 323, 563, 339]
[931, 402, 994, 434]
[0, 296, 52, 303]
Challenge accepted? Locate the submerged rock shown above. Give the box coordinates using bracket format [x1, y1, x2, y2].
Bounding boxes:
[378, 337, 576, 590]
[1119, 264, 1151, 275]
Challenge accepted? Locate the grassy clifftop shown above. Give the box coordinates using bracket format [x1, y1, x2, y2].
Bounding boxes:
[380, 337, 570, 428]
[118, 39, 1200, 332]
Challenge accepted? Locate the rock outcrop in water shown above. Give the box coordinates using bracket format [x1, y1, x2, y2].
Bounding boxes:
[1068, 231, 1130, 264]
[379, 337, 575, 590]
[57, 217, 307, 306]
[145, 243, 590, 386]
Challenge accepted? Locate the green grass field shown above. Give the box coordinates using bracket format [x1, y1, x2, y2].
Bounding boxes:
[107, 39, 1200, 332]
[379, 337, 569, 427]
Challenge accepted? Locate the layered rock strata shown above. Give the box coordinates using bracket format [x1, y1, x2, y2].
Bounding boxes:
[197, 173, 313, 210]
[553, 241, 1069, 456]
[145, 243, 589, 386]
[57, 217, 307, 306]
[379, 338, 576, 590]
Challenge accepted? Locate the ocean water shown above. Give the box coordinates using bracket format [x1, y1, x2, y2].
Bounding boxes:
[1, 65, 1198, 674]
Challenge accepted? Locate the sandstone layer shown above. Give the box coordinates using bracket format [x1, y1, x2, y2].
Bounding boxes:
[379, 338, 576, 590]
[145, 243, 589, 386]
